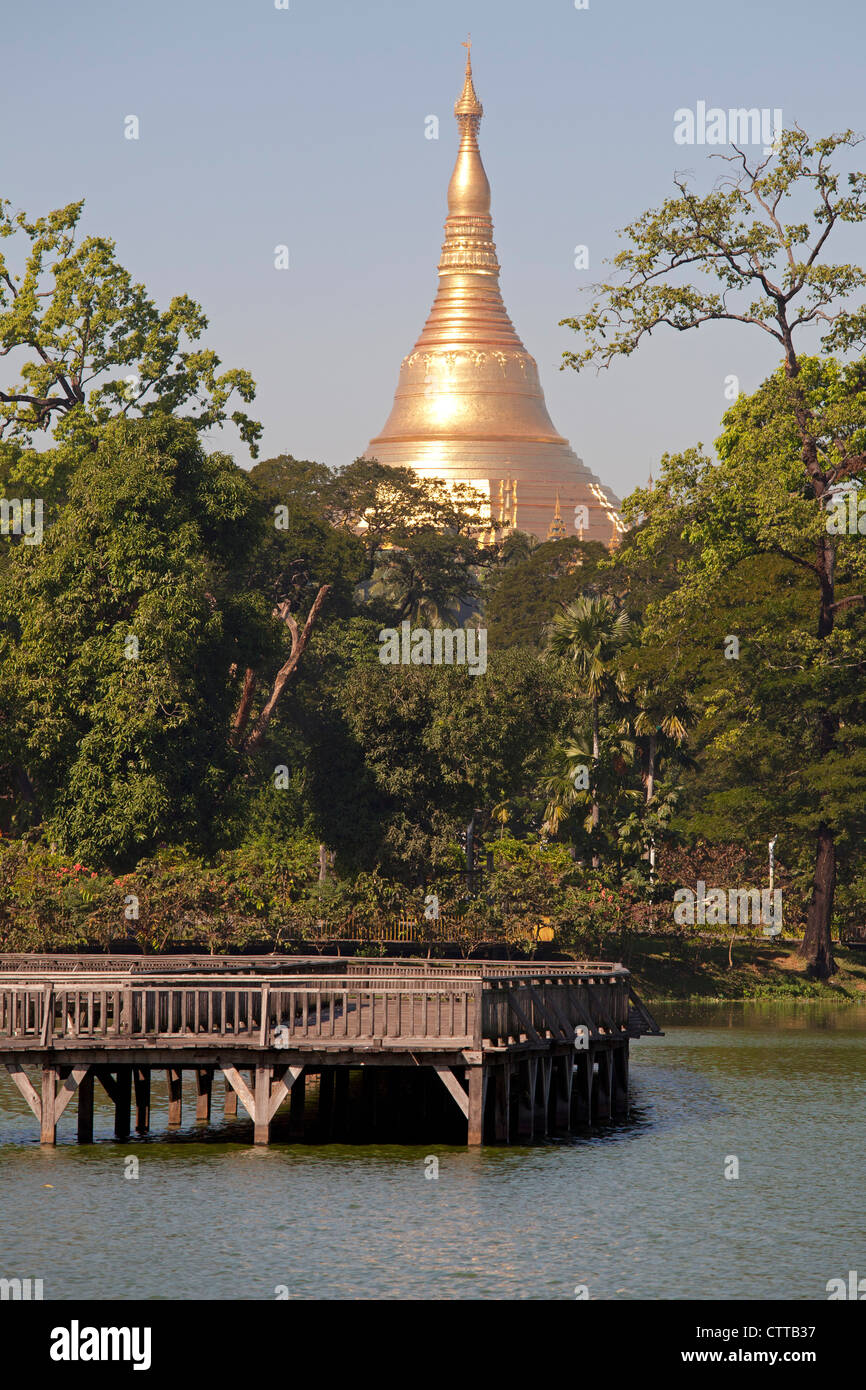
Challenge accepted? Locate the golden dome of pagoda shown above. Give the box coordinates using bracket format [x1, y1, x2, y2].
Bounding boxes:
[364, 42, 623, 545]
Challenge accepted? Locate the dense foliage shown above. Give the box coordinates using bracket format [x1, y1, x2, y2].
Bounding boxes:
[1, 160, 864, 974]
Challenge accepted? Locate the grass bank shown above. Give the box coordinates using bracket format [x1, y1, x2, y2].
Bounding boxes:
[619, 935, 866, 1004]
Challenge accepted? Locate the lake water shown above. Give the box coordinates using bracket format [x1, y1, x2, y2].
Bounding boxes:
[1, 1001, 863, 1300]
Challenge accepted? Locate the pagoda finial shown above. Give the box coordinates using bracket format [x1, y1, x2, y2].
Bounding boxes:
[455, 36, 483, 119]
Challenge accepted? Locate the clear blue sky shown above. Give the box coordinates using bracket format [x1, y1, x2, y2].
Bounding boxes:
[3, 0, 864, 502]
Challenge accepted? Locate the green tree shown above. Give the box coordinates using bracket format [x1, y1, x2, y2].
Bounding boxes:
[562, 128, 866, 977]
[485, 537, 609, 649]
[541, 726, 639, 864]
[0, 417, 343, 863]
[0, 198, 261, 514]
[545, 595, 633, 863]
[621, 669, 692, 876]
[0, 416, 268, 861]
[322, 458, 487, 579]
[364, 528, 482, 625]
[337, 650, 569, 881]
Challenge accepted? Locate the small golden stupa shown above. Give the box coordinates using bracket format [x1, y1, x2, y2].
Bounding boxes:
[546, 493, 568, 541]
[364, 41, 624, 545]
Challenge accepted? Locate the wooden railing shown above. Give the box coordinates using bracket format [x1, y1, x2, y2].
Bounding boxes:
[0, 955, 624, 976]
[0, 975, 480, 1050]
[0, 963, 637, 1052]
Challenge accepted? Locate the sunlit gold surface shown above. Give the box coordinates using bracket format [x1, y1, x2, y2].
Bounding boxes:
[365, 49, 623, 544]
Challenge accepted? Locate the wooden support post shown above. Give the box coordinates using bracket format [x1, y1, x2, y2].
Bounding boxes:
[493, 1062, 511, 1143]
[416, 1065, 429, 1134]
[333, 1067, 349, 1141]
[360, 1068, 377, 1139]
[594, 1048, 612, 1121]
[553, 1053, 573, 1131]
[254, 1064, 271, 1146]
[318, 1068, 334, 1140]
[78, 1068, 94, 1144]
[224, 1076, 238, 1118]
[375, 1070, 391, 1136]
[386, 1070, 405, 1138]
[517, 1056, 537, 1139]
[166, 1067, 182, 1126]
[114, 1066, 131, 1139]
[612, 1044, 629, 1116]
[603, 1048, 614, 1120]
[571, 1051, 591, 1127]
[467, 1064, 484, 1145]
[40, 1065, 57, 1145]
[133, 1066, 150, 1134]
[195, 1067, 213, 1123]
[537, 1056, 551, 1138]
[289, 1067, 306, 1137]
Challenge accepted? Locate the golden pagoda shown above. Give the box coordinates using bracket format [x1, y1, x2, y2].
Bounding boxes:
[364, 42, 624, 545]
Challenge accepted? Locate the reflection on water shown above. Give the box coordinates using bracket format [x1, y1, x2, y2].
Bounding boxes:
[0, 1001, 864, 1299]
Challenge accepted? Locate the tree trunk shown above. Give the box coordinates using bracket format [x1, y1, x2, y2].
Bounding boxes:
[591, 696, 600, 869]
[242, 585, 331, 754]
[799, 822, 837, 979]
[646, 732, 656, 880]
[230, 668, 257, 744]
[318, 844, 335, 884]
[788, 378, 838, 980]
[645, 733, 656, 803]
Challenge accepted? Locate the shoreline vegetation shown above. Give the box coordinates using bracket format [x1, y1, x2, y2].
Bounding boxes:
[2, 832, 863, 1005]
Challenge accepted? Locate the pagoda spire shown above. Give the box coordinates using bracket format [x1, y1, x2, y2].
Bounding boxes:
[446, 50, 489, 225]
[363, 46, 623, 545]
[420, 45, 519, 346]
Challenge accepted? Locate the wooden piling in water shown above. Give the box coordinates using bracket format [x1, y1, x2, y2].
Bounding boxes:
[612, 1045, 629, 1117]
[360, 1067, 376, 1139]
[40, 1065, 56, 1145]
[77, 1068, 94, 1144]
[318, 1067, 334, 1141]
[195, 1067, 212, 1123]
[253, 1064, 270, 1146]
[572, 1051, 592, 1127]
[166, 1067, 182, 1127]
[224, 1077, 238, 1118]
[134, 1066, 150, 1134]
[289, 1068, 305, 1137]
[493, 1062, 510, 1143]
[114, 1066, 131, 1139]
[594, 1047, 612, 1122]
[333, 1067, 349, 1141]
[467, 1065, 484, 1146]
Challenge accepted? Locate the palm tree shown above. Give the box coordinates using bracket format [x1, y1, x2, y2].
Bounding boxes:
[545, 596, 632, 864]
[627, 685, 691, 878]
[542, 731, 639, 860]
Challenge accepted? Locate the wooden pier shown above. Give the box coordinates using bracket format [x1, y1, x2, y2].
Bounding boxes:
[0, 957, 661, 1146]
